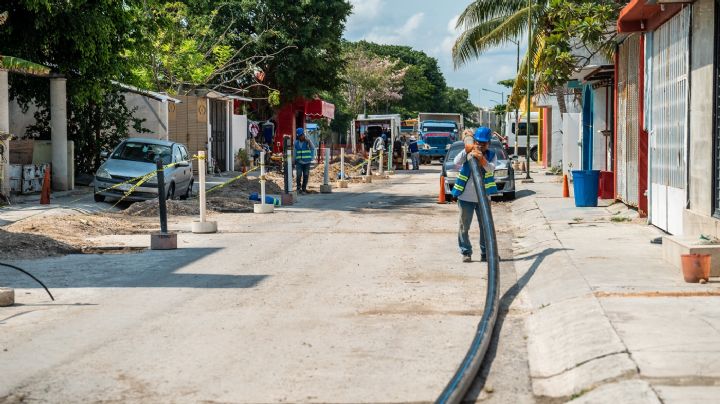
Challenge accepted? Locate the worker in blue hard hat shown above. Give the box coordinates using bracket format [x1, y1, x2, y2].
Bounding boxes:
[452, 126, 498, 263]
[294, 127, 315, 194]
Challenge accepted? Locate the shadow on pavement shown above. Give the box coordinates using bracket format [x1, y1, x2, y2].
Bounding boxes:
[293, 190, 438, 213]
[0, 248, 268, 290]
[514, 189, 537, 200]
[464, 247, 570, 401]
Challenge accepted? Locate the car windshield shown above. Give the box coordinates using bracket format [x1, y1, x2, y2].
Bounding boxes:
[491, 142, 508, 160]
[112, 142, 172, 164]
[446, 143, 465, 162]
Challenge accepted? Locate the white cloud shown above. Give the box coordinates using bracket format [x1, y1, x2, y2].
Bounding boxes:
[447, 15, 460, 35]
[346, 0, 384, 34]
[365, 12, 425, 45]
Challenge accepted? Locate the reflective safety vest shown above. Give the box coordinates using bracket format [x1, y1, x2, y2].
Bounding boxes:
[294, 140, 313, 164]
[451, 150, 498, 198]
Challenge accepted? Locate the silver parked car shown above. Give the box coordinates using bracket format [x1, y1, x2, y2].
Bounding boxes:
[442, 140, 516, 200]
[94, 138, 194, 203]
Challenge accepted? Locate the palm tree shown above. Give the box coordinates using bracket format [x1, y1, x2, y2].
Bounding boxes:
[452, 0, 563, 112]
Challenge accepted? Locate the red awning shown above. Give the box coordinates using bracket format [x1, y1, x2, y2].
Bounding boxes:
[617, 0, 690, 33]
[305, 99, 335, 120]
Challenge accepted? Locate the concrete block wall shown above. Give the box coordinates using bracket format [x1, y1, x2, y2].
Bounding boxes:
[685, 0, 717, 237]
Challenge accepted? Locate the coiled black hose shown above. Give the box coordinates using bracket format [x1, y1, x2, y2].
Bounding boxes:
[0, 262, 55, 301]
[437, 155, 500, 403]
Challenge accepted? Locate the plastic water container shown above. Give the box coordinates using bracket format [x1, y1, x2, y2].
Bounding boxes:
[571, 170, 600, 207]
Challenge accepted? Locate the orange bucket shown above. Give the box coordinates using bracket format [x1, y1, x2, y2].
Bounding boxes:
[681, 254, 711, 283]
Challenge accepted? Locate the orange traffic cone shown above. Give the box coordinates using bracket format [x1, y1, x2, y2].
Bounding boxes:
[562, 174, 570, 198]
[437, 176, 446, 204]
[40, 167, 51, 205]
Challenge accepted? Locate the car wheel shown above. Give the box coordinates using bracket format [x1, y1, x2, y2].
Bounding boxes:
[180, 180, 194, 200]
[530, 146, 538, 162]
[166, 183, 175, 201]
[94, 193, 105, 203]
[504, 191, 516, 201]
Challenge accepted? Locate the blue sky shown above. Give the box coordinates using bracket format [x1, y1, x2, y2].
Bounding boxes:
[344, 0, 527, 109]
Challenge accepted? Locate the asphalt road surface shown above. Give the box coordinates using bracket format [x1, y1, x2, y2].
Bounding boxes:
[0, 166, 532, 403]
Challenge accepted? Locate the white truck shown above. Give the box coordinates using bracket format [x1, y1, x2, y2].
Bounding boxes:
[504, 111, 540, 161]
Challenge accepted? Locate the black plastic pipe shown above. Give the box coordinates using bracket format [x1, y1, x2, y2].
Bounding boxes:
[436, 155, 500, 403]
[0, 262, 55, 301]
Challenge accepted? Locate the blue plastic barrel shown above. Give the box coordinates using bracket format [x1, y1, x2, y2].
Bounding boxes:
[571, 170, 600, 207]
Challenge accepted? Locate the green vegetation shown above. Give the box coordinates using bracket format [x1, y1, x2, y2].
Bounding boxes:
[453, 0, 621, 112]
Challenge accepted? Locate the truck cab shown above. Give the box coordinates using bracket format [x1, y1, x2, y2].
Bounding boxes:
[417, 114, 462, 163]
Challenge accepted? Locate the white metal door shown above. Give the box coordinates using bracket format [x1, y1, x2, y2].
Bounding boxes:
[650, 7, 690, 235]
[616, 34, 641, 206]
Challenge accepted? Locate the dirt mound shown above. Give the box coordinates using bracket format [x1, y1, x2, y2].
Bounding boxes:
[2, 214, 148, 260]
[123, 197, 255, 217]
[310, 162, 362, 184]
[124, 199, 199, 217]
[6, 214, 146, 243]
[211, 175, 283, 198]
[0, 228, 79, 260]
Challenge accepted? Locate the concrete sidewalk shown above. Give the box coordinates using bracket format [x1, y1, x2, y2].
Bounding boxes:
[510, 172, 720, 403]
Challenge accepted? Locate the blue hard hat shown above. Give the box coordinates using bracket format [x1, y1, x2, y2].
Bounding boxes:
[296, 128, 305, 136]
[381, 134, 387, 140]
[474, 127, 492, 143]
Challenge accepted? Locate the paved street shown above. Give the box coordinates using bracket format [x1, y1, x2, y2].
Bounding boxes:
[3, 165, 720, 403]
[0, 167, 532, 403]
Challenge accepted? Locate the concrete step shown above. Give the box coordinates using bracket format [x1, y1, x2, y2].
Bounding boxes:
[662, 236, 720, 276]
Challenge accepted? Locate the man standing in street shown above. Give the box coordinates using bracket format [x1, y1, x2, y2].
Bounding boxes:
[294, 128, 314, 194]
[452, 127, 498, 262]
[409, 135, 420, 170]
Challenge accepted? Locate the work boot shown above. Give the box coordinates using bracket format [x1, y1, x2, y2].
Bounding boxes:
[480, 254, 487, 262]
[462, 254, 472, 263]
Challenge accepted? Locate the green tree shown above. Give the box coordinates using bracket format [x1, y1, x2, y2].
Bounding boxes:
[443, 87, 478, 127]
[0, 0, 148, 174]
[453, 0, 620, 113]
[127, 1, 235, 95]
[350, 41, 448, 115]
[212, 0, 352, 118]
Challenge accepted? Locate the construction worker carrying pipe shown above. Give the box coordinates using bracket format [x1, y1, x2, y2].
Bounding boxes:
[452, 127, 498, 263]
[294, 128, 315, 194]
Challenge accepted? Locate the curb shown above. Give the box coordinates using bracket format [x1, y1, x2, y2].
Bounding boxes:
[509, 195, 645, 400]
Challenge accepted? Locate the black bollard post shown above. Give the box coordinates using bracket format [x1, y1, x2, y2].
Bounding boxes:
[150, 158, 176, 250]
[156, 158, 168, 234]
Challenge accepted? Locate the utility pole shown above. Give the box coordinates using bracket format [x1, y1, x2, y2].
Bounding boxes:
[509, 37, 521, 157]
[481, 88, 505, 135]
[525, 0, 533, 181]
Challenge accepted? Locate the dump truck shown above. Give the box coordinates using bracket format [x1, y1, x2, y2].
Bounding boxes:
[417, 113, 463, 163]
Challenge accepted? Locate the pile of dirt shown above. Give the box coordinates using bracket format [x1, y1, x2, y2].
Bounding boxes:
[123, 197, 256, 217]
[310, 162, 362, 184]
[0, 228, 79, 260]
[6, 214, 147, 244]
[2, 214, 149, 260]
[124, 199, 200, 217]
[211, 175, 283, 198]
